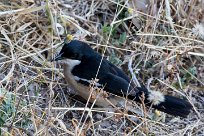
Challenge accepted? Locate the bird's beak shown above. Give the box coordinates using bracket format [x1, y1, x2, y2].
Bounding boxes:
[51, 52, 64, 62]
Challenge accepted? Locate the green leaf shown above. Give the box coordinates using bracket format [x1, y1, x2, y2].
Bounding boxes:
[102, 24, 112, 35]
[188, 66, 197, 76]
[119, 32, 127, 44]
[108, 54, 122, 66]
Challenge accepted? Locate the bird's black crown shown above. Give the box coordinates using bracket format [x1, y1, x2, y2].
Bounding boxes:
[53, 40, 95, 61]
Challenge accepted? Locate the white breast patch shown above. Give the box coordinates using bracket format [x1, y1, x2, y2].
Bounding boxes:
[62, 60, 138, 113]
[58, 59, 81, 71]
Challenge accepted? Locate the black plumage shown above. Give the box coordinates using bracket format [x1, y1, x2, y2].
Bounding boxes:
[53, 40, 192, 118]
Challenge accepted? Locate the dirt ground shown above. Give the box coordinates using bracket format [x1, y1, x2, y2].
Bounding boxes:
[0, 0, 204, 135]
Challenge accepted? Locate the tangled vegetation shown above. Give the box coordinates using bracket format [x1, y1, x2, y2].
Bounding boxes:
[0, 0, 203, 135]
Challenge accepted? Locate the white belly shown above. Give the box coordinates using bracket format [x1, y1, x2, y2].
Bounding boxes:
[63, 65, 136, 109]
[59, 59, 137, 113]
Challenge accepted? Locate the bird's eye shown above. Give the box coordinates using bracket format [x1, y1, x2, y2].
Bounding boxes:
[74, 53, 78, 57]
[71, 53, 78, 59]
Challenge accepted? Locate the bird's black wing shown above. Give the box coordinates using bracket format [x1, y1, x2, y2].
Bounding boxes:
[71, 56, 134, 96]
[105, 60, 130, 83]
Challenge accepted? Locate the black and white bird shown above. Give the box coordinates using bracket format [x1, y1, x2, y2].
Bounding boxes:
[52, 40, 192, 118]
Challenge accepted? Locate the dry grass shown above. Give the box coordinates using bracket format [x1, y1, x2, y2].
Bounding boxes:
[0, 0, 204, 135]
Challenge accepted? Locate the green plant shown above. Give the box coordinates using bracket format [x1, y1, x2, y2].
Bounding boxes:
[0, 89, 15, 135]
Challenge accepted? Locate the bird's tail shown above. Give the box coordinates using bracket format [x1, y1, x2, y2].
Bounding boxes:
[132, 87, 192, 118]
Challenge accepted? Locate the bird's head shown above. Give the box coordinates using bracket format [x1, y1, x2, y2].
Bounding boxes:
[52, 40, 94, 62]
